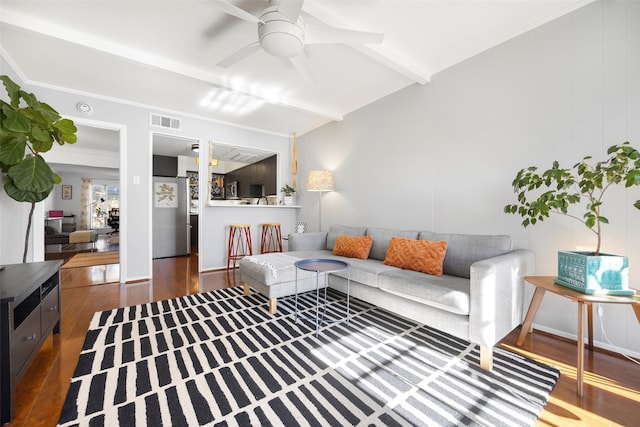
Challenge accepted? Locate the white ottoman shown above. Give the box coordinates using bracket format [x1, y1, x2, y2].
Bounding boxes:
[69, 230, 96, 244]
[238, 253, 322, 314]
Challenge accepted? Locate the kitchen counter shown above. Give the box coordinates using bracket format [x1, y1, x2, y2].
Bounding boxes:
[199, 202, 300, 270]
[208, 201, 301, 208]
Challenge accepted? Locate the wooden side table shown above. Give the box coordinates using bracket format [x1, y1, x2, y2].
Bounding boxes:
[517, 276, 640, 397]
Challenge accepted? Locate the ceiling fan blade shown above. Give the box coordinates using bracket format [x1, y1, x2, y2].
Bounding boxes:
[214, 0, 263, 23]
[290, 52, 315, 83]
[217, 42, 262, 68]
[306, 23, 384, 45]
[276, 0, 304, 22]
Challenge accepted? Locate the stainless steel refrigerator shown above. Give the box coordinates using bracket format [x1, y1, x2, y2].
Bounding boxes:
[152, 177, 191, 258]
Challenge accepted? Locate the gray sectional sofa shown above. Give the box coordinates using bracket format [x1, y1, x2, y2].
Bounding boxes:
[238, 225, 534, 370]
[45, 225, 70, 245]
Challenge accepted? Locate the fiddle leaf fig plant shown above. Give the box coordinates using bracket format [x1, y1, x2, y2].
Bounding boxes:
[0, 75, 78, 262]
[504, 142, 640, 256]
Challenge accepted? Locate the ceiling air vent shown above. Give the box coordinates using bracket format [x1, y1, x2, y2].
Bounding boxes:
[150, 113, 181, 130]
[231, 152, 258, 162]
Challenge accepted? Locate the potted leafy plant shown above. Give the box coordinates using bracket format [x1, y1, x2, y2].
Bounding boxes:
[504, 142, 640, 295]
[0, 75, 78, 262]
[281, 184, 296, 205]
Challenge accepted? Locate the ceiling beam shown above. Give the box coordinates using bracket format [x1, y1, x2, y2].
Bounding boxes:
[0, 10, 343, 121]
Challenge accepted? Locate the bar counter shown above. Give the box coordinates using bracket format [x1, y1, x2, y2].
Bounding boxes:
[199, 202, 300, 270]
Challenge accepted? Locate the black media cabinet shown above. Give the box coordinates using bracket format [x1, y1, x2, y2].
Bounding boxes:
[0, 260, 62, 425]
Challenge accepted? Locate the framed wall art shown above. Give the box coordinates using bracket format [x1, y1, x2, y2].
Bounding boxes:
[154, 182, 178, 208]
[211, 174, 225, 200]
[62, 185, 72, 200]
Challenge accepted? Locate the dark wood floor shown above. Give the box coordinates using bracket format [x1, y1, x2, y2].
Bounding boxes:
[8, 251, 640, 426]
[45, 233, 119, 262]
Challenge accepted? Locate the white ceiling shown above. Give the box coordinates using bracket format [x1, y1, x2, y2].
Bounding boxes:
[0, 0, 592, 136]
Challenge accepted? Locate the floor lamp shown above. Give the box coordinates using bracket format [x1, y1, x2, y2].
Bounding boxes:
[307, 170, 334, 231]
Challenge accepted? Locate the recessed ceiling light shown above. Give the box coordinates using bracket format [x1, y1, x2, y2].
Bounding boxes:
[76, 102, 93, 114]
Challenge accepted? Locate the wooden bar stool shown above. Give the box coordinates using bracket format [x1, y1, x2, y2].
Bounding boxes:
[227, 224, 252, 269]
[260, 223, 283, 254]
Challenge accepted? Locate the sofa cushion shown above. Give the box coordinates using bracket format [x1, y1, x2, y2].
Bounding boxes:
[377, 270, 471, 315]
[366, 227, 420, 261]
[286, 249, 333, 260]
[333, 235, 373, 259]
[45, 234, 69, 245]
[329, 257, 398, 286]
[419, 232, 512, 279]
[288, 232, 328, 251]
[383, 237, 447, 276]
[286, 250, 395, 286]
[326, 225, 367, 251]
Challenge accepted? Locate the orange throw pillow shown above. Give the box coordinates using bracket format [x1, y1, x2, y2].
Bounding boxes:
[333, 235, 373, 259]
[383, 237, 448, 276]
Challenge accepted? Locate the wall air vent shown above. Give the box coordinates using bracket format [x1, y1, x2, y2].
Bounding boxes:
[150, 113, 182, 130]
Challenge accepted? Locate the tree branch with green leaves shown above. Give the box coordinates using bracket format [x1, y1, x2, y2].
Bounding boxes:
[504, 142, 640, 256]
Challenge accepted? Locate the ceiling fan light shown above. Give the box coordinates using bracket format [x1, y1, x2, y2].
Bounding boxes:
[261, 33, 304, 58]
[258, 11, 305, 58]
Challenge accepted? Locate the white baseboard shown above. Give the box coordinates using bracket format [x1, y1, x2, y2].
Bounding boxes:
[532, 323, 640, 359]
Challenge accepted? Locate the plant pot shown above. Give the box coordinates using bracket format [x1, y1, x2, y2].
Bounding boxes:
[555, 251, 633, 295]
[283, 195, 294, 206]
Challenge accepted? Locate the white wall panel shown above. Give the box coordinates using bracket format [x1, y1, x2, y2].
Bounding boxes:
[299, 83, 436, 233]
[432, 30, 531, 236]
[298, 0, 640, 355]
[0, 176, 32, 264]
[626, 0, 640, 354]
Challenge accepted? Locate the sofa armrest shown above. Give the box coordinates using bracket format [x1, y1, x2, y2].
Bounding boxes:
[468, 249, 535, 348]
[288, 232, 328, 251]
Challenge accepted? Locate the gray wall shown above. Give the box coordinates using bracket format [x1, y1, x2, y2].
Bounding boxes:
[297, 0, 640, 354]
[0, 57, 293, 278]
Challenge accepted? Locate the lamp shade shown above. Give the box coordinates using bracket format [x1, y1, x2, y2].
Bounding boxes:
[307, 170, 334, 192]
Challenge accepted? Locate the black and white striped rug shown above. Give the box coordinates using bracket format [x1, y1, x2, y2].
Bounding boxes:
[58, 287, 559, 426]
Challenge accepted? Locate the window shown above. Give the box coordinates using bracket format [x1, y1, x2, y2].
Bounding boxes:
[90, 180, 119, 229]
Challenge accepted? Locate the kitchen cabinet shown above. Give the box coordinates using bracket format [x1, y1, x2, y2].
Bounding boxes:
[153, 155, 178, 177]
[226, 155, 277, 198]
[190, 215, 198, 246]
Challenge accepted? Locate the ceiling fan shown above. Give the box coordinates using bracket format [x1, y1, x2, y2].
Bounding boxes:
[215, 0, 384, 80]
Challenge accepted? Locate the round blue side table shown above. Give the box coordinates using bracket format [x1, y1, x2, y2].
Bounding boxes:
[294, 258, 350, 336]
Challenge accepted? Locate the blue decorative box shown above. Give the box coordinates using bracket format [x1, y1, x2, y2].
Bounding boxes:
[555, 251, 634, 296]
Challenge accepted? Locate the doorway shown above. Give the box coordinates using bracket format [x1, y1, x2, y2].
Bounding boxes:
[151, 133, 201, 268]
[46, 121, 124, 283]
